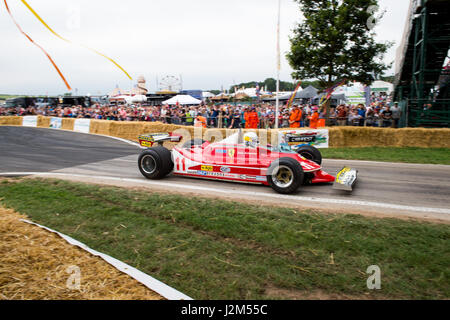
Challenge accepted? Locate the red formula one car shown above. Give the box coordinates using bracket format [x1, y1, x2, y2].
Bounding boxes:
[137, 131, 356, 194]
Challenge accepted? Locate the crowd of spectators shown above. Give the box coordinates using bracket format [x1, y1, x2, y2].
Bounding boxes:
[0, 92, 400, 129]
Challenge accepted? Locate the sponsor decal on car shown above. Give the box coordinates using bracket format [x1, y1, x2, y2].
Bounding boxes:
[201, 165, 214, 172]
[197, 171, 226, 177]
[228, 149, 236, 158]
[220, 166, 231, 173]
[209, 172, 226, 177]
[216, 149, 227, 154]
[240, 175, 257, 180]
[138, 135, 155, 142]
[140, 141, 153, 148]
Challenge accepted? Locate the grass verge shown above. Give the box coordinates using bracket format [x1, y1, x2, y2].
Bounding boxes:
[321, 147, 450, 165]
[0, 178, 448, 300]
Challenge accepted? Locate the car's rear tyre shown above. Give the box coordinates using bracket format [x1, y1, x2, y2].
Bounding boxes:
[297, 145, 322, 165]
[182, 139, 206, 149]
[138, 146, 173, 180]
[267, 157, 304, 194]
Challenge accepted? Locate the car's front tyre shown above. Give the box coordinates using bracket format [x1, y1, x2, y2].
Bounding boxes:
[267, 157, 304, 194]
[296, 145, 322, 165]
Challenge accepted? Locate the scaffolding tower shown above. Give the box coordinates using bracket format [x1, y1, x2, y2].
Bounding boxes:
[394, 0, 450, 127]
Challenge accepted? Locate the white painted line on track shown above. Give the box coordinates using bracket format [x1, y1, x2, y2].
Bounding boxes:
[21, 219, 193, 300]
[2, 172, 449, 215]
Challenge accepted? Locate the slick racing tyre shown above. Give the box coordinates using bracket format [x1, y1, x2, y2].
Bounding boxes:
[297, 145, 322, 165]
[182, 139, 207, 149]
[138, 146, 174, 180]
[267, 157, 304, 194]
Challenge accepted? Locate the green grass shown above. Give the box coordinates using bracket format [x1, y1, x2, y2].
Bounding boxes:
[321, 147, 450, 165]
[0, 178, 449, 300]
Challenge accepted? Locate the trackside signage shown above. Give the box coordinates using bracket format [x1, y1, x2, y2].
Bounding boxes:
[278, 129, 329, 149]
[74, 119, 91, 133]
[50, 117, 62, 129]
[22, 116, 38, 127]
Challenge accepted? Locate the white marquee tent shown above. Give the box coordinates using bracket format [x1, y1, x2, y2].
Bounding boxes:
[370, 80, 394, 94]
[162, 95, 202, 105]
[130, 95, 147, 103]
[202, 91, 215, 99]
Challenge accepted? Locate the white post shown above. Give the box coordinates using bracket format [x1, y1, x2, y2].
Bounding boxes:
[275, 0, 281, 129]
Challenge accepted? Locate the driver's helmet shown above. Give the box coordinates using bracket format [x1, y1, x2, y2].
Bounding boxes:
[243, 132, 259, 148]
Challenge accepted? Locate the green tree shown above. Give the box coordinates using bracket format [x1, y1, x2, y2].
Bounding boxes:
[287, 0, 392, 89]
[301, 80, 322, 89]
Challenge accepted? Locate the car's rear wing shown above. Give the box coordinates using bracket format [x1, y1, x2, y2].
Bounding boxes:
[138, 133, 182, 148]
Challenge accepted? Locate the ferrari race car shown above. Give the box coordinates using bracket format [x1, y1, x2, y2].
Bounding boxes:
[137, 131, 357, 194]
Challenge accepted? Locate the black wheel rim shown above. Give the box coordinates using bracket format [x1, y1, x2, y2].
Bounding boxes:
[272, 165, 294, 188]
[141, 155, 157, 174]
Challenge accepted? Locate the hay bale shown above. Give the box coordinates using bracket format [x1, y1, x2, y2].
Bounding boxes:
[108, 121, 148, 141]
[333, 127, 398, 148]
[89, 120, 112, 136]
[329, 128, 345, 148]
[37, 116, 51, 128]
[61, 118, 75, 131]
[395, 128, 450, 148]
[327, 127, 450, 148]
[105, 121, 199, 142]
[0, 116, 23, 126]
[0, 206, 164, 300]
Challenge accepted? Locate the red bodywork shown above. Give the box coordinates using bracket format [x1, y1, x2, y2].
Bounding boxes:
[171, 140, 335, 185]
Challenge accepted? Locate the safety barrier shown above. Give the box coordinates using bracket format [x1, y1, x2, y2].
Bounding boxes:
[1, 116, 449, 148]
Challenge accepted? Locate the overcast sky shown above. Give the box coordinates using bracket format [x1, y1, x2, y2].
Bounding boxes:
[1, 0, 410, 95]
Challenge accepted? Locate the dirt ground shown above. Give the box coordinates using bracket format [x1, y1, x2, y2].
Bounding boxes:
[0, 206, 165, 300]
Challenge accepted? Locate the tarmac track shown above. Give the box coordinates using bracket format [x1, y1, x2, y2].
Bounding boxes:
[1, 126, 449, 222]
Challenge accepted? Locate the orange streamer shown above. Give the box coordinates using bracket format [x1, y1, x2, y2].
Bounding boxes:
[4, 0, 71, 90]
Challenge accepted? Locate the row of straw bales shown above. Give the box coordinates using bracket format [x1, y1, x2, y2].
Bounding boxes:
[1, 116, 449, 148]
[327, 127, 450, 148]
[0, 116, 23, 126]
